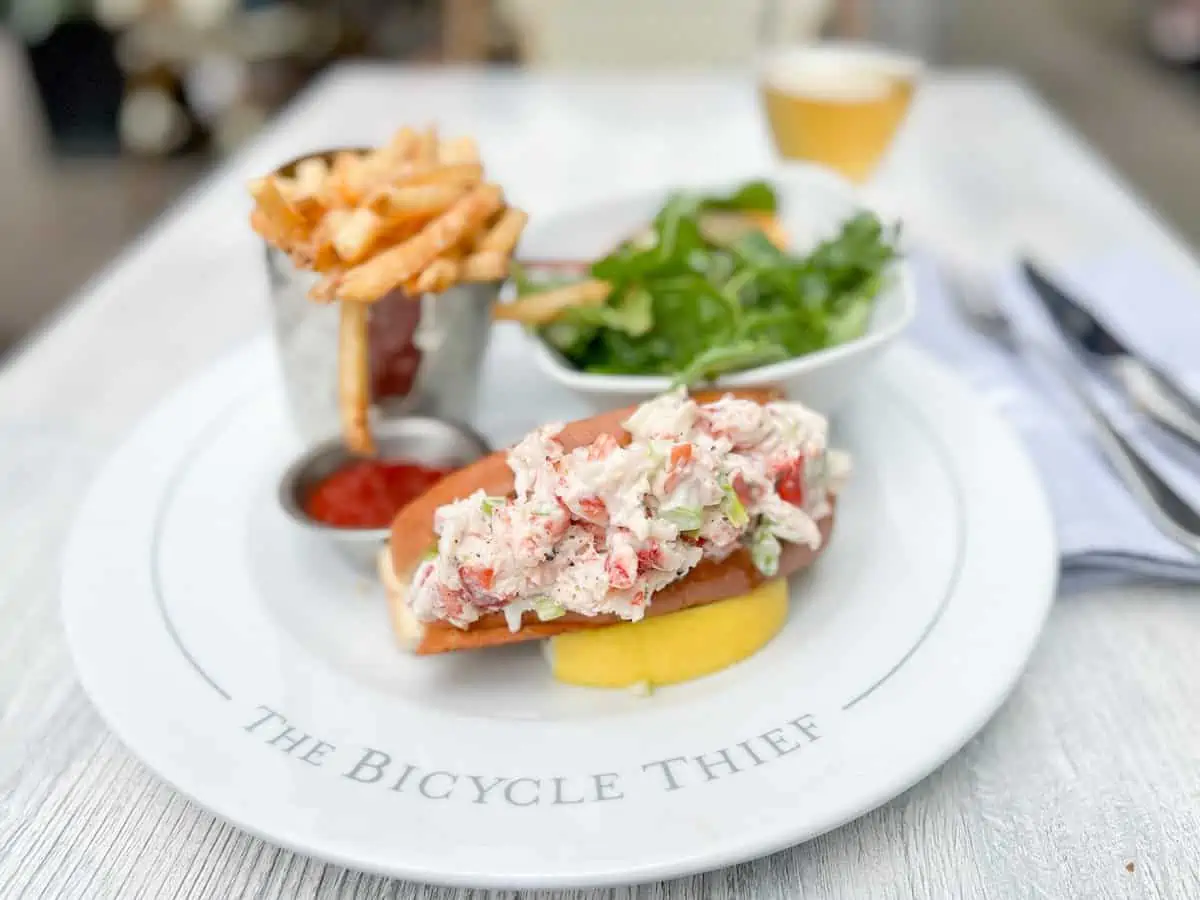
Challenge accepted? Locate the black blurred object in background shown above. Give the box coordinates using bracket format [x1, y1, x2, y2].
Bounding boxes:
[7, 0, 499, 161]
[1146, 0, 1200, 67]
[23, 17, 124, 155]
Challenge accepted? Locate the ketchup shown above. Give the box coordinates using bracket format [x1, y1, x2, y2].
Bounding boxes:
[368, 291, 423, 403]
[305, 460, 452, 529]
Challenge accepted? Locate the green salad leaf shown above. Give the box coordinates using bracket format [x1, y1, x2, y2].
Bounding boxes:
[697, 179, 779, 214]
[526, 181, 898, 383]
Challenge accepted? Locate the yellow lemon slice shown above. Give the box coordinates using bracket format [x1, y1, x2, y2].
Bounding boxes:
[546, 580, 788, 690]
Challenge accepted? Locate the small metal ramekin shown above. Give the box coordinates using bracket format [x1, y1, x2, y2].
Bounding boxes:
[277, 416, 491, 571]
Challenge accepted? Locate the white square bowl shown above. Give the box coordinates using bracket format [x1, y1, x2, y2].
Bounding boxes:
[521, 166, 916, 414]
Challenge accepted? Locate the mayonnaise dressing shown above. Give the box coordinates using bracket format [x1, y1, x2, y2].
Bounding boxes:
[408, 389, 847, 630]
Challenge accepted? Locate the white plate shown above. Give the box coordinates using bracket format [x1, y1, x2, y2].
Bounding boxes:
[62, 331, 1056, 889]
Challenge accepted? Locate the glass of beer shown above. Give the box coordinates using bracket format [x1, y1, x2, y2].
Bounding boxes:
[758, 0, 926, 183]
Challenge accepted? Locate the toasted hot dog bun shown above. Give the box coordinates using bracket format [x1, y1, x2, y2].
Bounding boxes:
[382, 509, 833, 654]
[385, 388, 836, 655]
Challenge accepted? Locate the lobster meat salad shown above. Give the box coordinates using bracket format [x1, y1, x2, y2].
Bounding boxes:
[393, 388, 849, 650]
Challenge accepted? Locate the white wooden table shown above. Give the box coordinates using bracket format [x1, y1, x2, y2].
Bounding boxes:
[3, 67, 1199, 899]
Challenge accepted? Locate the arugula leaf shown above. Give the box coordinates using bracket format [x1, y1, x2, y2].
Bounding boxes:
[698, 179, 779, 214]
[539, 288, 653, 357]
[671, 340, 790, 387]
[826, 291, 877, 345]
[535, 181, 897, 381]
[591, 241, 660, 283]
[730, 229, 789, 268]
[548, 286, 653, 339]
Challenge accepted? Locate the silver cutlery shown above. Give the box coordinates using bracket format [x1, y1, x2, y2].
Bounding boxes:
[946, 265, 1200, 554]
[1021, 259, 1200, 451]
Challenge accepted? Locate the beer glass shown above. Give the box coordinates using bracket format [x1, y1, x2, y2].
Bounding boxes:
[758, 0, 928, 182]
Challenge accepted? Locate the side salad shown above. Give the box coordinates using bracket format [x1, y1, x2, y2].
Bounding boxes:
[514, 181, 898, 385]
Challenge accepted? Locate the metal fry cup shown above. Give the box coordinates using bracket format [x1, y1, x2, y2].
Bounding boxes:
[262, 149, 500, 445]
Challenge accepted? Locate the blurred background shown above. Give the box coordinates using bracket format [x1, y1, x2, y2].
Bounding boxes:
[1, 0, 1198, 357]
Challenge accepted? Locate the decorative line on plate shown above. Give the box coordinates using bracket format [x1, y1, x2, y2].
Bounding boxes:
[150, 379, 968, 710]
[150, 393, 258, 701]
[840, 387, 968, 710]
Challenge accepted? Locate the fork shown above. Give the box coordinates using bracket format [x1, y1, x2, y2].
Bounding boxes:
[945, 265, 1200, 554]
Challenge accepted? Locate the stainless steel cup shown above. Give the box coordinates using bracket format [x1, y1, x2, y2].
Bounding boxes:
[262, 149, 500, 445]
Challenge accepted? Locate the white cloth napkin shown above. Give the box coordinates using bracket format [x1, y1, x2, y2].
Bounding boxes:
[908, 251, 1200, 587]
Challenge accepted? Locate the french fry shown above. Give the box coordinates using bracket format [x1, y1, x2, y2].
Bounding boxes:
[327, 151, 367, 206]
[354, 152, 401, 198]
[331, 208, 386, 264]
[366, 183, 465, 220]
[699, 211, 790, 251]
[293, 158, 327, 195]
[404, 162, 484, 190]
[269, 173, 326, 226]
[475, 207, 528, 256]
[365, 161, 484, 194]
[289, 241, 338, 273]
[290, 206, 342, 271]
[412, 255, 461, 295]
[383, 126, 417, 162]
[285, 157, 328, 219]
[316, 207, 352, 238]
[268, 174, 296, 198]
[492, 279, 611, 325]
[250, 208, 284, 245]
[461, 250, 509, 283]
[412, 126, 439, 164]
[338, 300, 375, 455]
[376, 216, 427, 249]
[349, 148, 439, 206]
[338, 182, 504, 302]
[310, 269, 343, 303]
[306, 207, 352, 270]
[249, 176, 307, 240]
[358, 160, 417, 197]
[748, 212, 790, 250]
[438, 136, 479, 165]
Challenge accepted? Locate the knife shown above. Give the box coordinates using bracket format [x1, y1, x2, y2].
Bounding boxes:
[1021, 259, 1200, 451]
